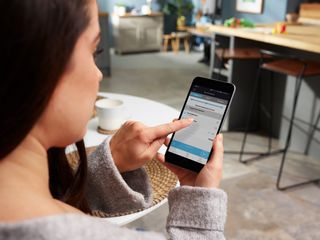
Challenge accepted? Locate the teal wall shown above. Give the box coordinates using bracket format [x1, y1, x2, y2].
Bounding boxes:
[97, 0, 160, 12]
[98, 0, 305, 22]
[221, 0, 287, 23]
[97, 0, 305, 46]
[221, 0, 305, 23]
[97, 0, 201, 13]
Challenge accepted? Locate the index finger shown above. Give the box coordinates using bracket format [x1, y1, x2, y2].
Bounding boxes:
[144, 118, 193, 141]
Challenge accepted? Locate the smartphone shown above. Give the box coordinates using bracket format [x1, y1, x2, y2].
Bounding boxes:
[165, 77, 236, 172]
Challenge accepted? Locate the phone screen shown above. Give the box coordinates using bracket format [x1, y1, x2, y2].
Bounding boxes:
[167, 85, 231, 165]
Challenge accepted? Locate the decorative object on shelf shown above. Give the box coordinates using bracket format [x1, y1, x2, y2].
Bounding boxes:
[141, 0, 152, 15]
[286, 13, 299, 24]
[236, 0, 264, 14]
[298, 3, 320, 25]
[224, 17, 255, 28]
[141, 5, 151, 15]
[272, 22, 287, 34]
[113, 4, 126, 16]
[113, 3, 134, 16]
[177, 15, 185, 27]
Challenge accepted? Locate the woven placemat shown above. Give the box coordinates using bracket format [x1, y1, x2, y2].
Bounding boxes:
[67, 146, 178, 218]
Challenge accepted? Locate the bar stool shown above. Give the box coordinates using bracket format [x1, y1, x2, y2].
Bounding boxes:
[239, 49, 320, 190]
[162, 34, 175, 52]
[170, 32, 191, 54]
[215, 47, 264, 80]
[214, 46, 270, 156]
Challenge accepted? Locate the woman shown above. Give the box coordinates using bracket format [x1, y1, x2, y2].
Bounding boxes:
[0, 0, 227, 239]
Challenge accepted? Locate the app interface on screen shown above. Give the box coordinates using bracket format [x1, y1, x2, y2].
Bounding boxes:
[168, 85, 230, 164]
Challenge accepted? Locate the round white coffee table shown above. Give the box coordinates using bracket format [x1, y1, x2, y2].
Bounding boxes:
[84, 92, 179, 225]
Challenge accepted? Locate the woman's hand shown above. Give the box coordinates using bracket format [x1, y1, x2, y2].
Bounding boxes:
[156, 134, 224, 189]
[109, 118, 193, 173]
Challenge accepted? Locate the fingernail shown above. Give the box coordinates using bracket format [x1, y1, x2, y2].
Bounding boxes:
[219, 134, 223, 141]
[187, 118, 194, 122]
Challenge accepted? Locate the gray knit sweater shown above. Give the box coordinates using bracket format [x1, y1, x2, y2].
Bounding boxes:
[0, 137, 227, 239]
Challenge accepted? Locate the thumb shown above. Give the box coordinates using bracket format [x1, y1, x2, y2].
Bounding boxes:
[206, 133, 224, 175]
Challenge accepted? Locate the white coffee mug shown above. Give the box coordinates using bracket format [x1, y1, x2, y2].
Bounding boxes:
[95, 98, 128, 131]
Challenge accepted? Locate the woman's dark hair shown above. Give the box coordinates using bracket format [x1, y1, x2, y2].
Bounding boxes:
[0, 0, 92, 212]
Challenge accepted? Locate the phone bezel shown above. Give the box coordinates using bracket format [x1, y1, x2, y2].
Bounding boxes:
[165, 76, 236, 173]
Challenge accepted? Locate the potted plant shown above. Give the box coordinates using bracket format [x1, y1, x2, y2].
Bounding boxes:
[159, 0, 194, 33]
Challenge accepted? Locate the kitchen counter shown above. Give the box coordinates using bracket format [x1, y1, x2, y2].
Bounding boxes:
[208, 24, 320, 54]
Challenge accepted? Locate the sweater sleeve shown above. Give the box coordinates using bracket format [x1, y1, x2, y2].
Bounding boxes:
[85, 137, 227, 239]
[0, 187, 227, 240]
[85, 137, 153, 215]
[166, 186, 227, 240]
